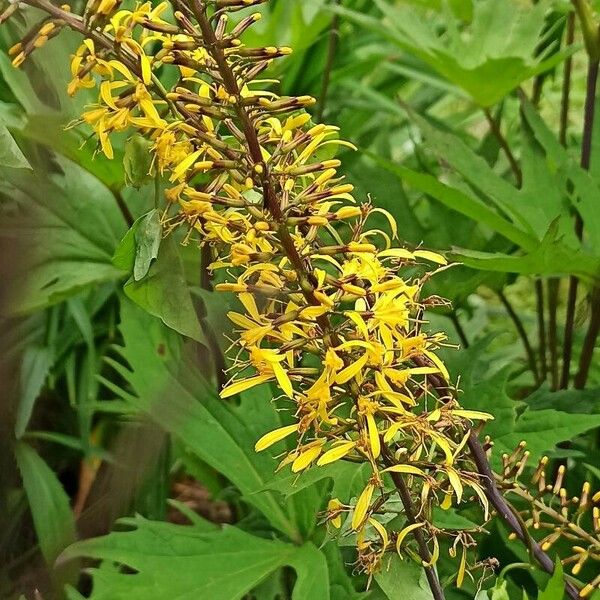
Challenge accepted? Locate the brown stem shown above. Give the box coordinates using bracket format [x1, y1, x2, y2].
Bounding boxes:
[449, 311, 469, 349]
[316, 0, 341, 123]
[561, 58, 600, 389]
[574, 289, 600, 388]
[535, 280, 548, 381]
[548, 279, 560, 390]
[483, 108, 522, 188]
[113, 189, 134, 227]
[411, 360, 581, 600]
[381, 448, 445, 600]
[497, 290, 540, 384]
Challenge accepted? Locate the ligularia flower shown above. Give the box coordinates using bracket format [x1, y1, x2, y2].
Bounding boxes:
[6, 0, 493, 584]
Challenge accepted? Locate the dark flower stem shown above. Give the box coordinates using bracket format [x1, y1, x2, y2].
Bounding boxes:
[316, 0, 341, 123]
[412, 360, 581, 600]
[535, 280, 548, 380]
[449, 311, 469, 348]
[483, 108, 522, 188]
[547, 12, 574, 390]
[561, 57, 599, 389]
[497, 290, 540, 385]
[381, 447, 446, 600]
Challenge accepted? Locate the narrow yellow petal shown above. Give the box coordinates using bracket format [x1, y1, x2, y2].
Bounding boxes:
[292, 444, 323, 472]
[447, 468, 464, 504]
[170, 149, 202, 182]
[366, 413, 381, 459]
[352, 484, 374, 530]
[272, 360, 294, 398]
[254, 423, 299, 452]
[368, 518, 389, 549]
[335, 352, 368, 384]
[452, 409, 494, 421]
[383, 464, 427, 477]
[396, 522, 424, 555]
[221, 374, 272, 399]
[457, 546, 467, 587]
[317, 441, 356, 466]
[414, 249, 447, 265]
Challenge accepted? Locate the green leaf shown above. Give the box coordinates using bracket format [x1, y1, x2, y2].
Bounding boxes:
[0, 122, 31, 169]
[450, 341, 600, 466]
[336, 0, 574, 106]
[107, 299, 304, 541]
[451, 226, 600, 281]
[61, 515, 330, 600]
[14, 344, 53, 438]
[133, 210, 162, 281]
[15, 442, 76, 565]
[0, 157, 126, 315]
[369, 153, 535, 250]
[123, 236, 204, 343]
[374, 555, 433, 600]
[538, 560, 564, 600]
[123, 134, 154, 189]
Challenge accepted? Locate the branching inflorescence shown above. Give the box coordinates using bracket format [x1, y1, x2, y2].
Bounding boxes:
[3, 0, 600, 598]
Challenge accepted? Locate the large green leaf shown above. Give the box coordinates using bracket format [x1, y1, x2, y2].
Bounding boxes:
[0, 122, 31, 169]
[15, 442, 77, 565]
[104, 298, 322, 541]
[448, 341, 600, 466]
[114, 217, 204, 343]
[374, 555, 433, 600]
[336, 0, 573, 106]
[0, 157, 127, 314]
[61, 515, 330, 600]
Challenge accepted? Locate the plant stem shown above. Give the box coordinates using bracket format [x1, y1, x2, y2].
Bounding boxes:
[449, 311, 469, 348]
[561, 57, 599, 389]
[497, 290, 540, 385]
[559, 12, 576, 148]
[316, 0, 341, 123]
[548, 15, 574, 391]
[112, 189, 134, 227]
[548, 279, 560, 390]
[574, 289, 600, 388]
[381, 448, 446, 600]
[483, 108, 522, 188]
[535, 280, 547, 381]
[411, 360, 581, 600]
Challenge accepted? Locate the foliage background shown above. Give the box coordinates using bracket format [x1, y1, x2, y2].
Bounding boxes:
[1, 0, 600, 599]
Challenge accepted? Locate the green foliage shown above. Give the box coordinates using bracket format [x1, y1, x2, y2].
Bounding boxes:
[61, 516, 330, 600]
[3, 1, 600, 599]
[14, 442, 76, 565]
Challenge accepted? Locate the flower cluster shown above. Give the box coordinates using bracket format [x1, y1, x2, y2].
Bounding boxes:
[5, 0, 492, 583]
[500, 443, 600, 597]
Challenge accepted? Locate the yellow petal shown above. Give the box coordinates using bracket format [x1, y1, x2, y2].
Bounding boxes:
[254, 423, 299, 452]
[140, 53, 152, 85]
[368, 518, 389, 549]
[221, 374, 272, 399]
[383, 464, 427, 477]
[335, 352, 368, 384]
[447, 468, 464, 504]
[396, 522, 424, 555]
[170, 149, 202, 182]
[352, 483, 374, 530]
[378, 248, 415, 260]
[272, 360, 294, 398]
[366, 413, 381, 459]
[457, 546, 467, 587]
[317, 441, 356, 466]
[413, 249, 447, 265]
[451, 409, 494, 421]
[292, 443, 323, 472]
